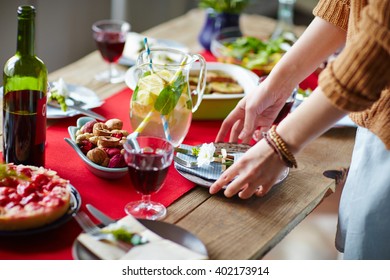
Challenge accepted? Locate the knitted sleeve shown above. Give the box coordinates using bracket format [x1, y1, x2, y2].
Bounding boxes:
[313, 0, 350, 31]
[315, 0, 390, 112]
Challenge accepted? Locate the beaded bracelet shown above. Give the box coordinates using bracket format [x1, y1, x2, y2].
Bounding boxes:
[263, 125, 298, 168]
[262, 131, 287, 165]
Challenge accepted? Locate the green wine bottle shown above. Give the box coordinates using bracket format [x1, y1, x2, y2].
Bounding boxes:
[3, 5, 48, 167]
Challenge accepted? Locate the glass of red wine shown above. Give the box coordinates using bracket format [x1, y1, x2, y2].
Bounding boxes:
[123, 136, 174, 220]
[273, 87, 297, 125]
[92, 19, 130, 83]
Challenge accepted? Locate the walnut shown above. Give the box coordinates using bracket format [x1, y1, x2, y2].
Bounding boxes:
[88, 136, 100, 146]
[105, 118, 123, 130]
[86, 148, 109, 165]
[76, 133, 93, 144]
[93, 123, 111, 136]
[98, 136, 121, 148]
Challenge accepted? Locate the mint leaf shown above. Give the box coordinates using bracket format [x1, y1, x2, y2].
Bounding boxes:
[154, 73, 185, 115]
[132, 85, 139, 101]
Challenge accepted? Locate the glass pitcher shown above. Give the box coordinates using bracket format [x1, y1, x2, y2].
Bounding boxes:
[130, 48, 206, 147]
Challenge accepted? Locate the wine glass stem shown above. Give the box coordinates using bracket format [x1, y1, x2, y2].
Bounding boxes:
[108, 63, 114, 81]
[141, 194, 152, 206]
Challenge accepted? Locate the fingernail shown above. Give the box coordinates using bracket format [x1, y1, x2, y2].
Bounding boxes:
[238, 131, 246, 140]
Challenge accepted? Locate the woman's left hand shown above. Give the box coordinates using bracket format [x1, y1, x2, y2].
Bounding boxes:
[209, 139, 288, 199]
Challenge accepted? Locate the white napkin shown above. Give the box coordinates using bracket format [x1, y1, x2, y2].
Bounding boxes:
[77, 215, 208, 260]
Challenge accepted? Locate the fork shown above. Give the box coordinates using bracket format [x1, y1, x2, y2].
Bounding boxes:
[174, 156, 198, 168]
[74, 211, 133, 252]
[67, 96, 86, 107]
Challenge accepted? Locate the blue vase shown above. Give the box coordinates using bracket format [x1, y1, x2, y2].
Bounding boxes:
[198, 9, 242, 51]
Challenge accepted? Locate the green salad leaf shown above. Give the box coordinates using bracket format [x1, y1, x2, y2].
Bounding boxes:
[221, 36, 289, 71]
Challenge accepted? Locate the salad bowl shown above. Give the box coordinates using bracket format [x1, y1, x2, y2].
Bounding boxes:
[210, 27, 291, 76]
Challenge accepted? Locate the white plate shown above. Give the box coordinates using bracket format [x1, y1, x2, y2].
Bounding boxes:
[124, 61, 259, 100]
[120, 32, 188, 66]
[48, 84, 104, 119]
[174, 143, 289, 188]
[0, 84, 103, 119]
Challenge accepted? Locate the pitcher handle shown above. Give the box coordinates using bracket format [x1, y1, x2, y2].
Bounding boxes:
[191, 54, 206, 112]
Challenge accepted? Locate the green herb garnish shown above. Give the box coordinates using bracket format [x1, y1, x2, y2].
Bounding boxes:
[48, 92, 67, 111]
[0, 164, 29, 183]
[102, 228, 148, 246]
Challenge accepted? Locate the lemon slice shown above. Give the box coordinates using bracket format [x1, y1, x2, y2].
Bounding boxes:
[136, 89, 157, 106]
[156, 69, 174, 83]
[138, 74, 166, 95]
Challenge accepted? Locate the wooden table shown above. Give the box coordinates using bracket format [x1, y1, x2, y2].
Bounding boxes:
[49, 9, 355, 259]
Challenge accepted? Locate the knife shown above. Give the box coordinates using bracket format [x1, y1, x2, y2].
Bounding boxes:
[48, 101, 106, 121]
[86, 204, 116, 226]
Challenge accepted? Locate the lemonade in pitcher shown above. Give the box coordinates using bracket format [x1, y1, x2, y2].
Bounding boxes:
[130, 69, 192, 147]
[129, 48, 206, 147]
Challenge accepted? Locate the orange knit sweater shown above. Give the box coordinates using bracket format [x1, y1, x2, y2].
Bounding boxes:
[313, 0, 390, 149]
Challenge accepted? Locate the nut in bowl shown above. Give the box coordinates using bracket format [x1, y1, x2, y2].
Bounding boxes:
[66, 117, 129, 179]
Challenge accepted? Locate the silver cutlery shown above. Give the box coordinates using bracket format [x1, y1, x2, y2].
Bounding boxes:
[175, 146, 234, 160]
[86, 204, 116, 226]
[173, 156, 198, 168]
[85, 204, 149, 245]
[47, 100, 106, 121]
[67, 96, 86, 107]
[74, 211, 133, 252]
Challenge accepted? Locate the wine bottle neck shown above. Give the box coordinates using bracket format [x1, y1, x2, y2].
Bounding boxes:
[277, 0, 295, 28]
[16, 6, 36, 56]
[271, 0, 297, 42]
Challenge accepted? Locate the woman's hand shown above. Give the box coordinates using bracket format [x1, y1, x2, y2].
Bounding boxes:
[215, 80, 294, 144]
[209, 139, 287, 198]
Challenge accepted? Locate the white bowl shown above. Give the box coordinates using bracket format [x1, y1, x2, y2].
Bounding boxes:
[66, 117, 127, 179]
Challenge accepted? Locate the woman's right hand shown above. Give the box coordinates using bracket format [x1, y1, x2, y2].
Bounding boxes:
[215, 79, 295, 144]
